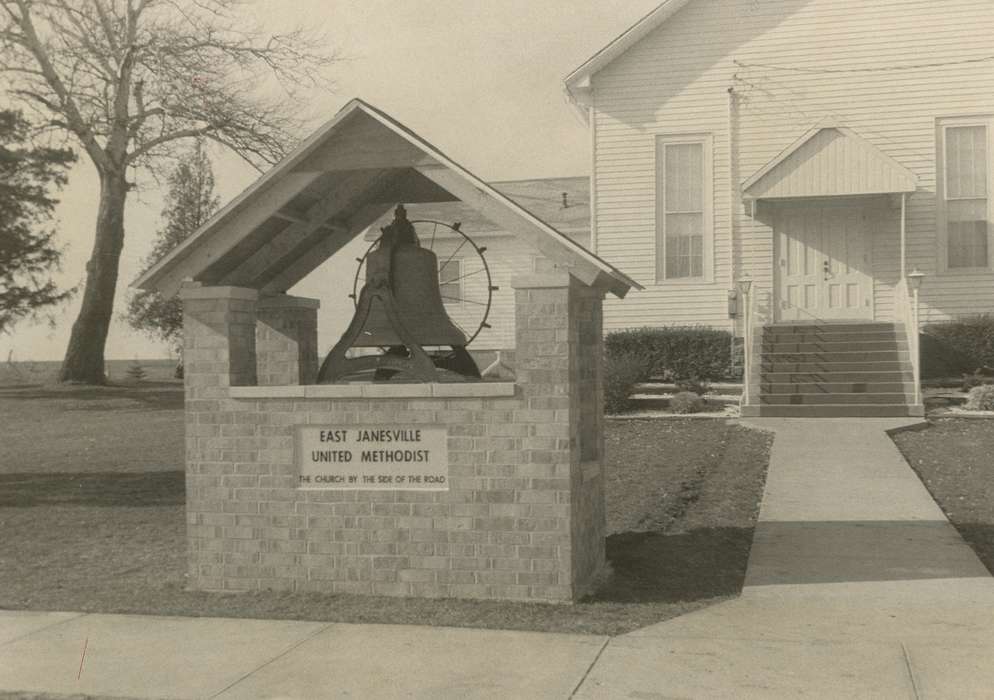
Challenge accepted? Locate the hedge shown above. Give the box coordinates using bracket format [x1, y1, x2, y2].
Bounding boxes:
[605, 326, 734, 381]
[604, 351, 651, 414]
[921, 315, 994, 378]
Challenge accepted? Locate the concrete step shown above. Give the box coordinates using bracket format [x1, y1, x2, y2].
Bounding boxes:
[742, 404, 924, 418]
[636, 382, 743, 396]
[766, 322, 897, 334]
[760, 381, 917, 395]
[762, 330, 901, 344]
[761, 360, 907, 373]
[761, 340, 905, 353]
[762, 350, 909, 363]
[760, 370, 913, 383]
[758, 392, 912, 405]
[629, 395, 740, 411]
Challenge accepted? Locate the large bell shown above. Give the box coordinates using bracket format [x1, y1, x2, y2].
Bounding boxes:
[316, 204, 481, 383]
[356, 244, 467, 347]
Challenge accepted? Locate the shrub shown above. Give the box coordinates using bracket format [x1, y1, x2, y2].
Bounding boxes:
[604, 352, 650, 414]
[965, 384, 994, 412]
[605, 327, 734, 381]
[669, 391, 705, 414]
[921, 315, 994, 378]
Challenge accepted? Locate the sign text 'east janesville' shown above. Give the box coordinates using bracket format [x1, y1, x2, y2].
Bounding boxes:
[297, 426, 448, 490]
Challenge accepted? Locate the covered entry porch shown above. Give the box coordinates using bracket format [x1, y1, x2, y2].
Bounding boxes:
[738, 119, 924, 417]
[740, 118, 919, 325]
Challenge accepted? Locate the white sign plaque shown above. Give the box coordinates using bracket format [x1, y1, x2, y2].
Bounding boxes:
[297, 426, 448, 490]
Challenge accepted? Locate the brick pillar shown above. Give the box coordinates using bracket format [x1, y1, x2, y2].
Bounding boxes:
[255, 294, 320, 386]
[512, 272, 608, 600]
[180, 285, 259, 399]
[179, 284, 259, 591]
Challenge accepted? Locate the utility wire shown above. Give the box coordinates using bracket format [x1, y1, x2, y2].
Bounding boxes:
[733, 55, 994, 74]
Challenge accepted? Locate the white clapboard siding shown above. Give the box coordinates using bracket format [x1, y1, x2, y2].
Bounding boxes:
[591, 0, 994, 329]
[428, 231, 590, 350]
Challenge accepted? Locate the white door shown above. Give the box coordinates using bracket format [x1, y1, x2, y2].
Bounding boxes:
[776, 205, 872, 322]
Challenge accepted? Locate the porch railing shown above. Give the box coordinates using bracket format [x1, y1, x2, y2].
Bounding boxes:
[895, 278, 922, 406]
[741, 287, 771, 408]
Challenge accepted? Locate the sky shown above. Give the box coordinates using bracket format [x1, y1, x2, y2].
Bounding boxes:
[1, 0, 662, 363]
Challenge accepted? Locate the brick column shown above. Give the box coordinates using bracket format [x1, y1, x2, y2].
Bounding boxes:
[180, 285, 259, 399]
[512, 272, 608, 600]
[179, 284, 259, 591]
[255, 294, 320, 386]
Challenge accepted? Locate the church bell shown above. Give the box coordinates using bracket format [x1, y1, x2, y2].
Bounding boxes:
[317, 205, 481, 383]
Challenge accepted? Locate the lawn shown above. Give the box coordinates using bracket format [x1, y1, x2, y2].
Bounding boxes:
[892, 419, 994, 576]
[0, 381, 772, 636]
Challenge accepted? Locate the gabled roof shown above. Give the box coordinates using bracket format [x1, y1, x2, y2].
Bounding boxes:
[134, 99, 638, 299]
[565, 0, 694, 97]
[742, 118, 919, 200]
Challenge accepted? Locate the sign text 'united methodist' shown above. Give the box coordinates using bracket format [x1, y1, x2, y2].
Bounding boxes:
[297, 426, 448, 490]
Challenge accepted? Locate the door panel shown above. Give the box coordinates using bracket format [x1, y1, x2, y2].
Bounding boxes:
[779, 209, 822, 321]
[776, 206, 873, 322]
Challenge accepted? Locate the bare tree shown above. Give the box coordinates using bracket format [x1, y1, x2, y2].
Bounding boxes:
[0, 0, 337, 383]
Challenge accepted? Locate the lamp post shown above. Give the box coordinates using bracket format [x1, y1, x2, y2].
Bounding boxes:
[907, 268, 925, 406]
[737, 277, 753, 405]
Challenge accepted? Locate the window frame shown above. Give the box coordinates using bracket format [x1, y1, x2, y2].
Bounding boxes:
[937, 116, 993, 274]
[654, 133, 715, 284]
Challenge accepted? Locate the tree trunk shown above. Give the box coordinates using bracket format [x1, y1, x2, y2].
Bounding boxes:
[58, 171, 128, 384]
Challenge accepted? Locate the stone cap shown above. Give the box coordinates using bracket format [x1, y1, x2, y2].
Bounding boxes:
[228, 382, 517, 400]
[179, 284, 258, 301]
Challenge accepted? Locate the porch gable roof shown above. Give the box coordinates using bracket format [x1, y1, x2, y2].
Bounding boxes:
[742, 118, 918, 201]
[133, 99, 638, 299]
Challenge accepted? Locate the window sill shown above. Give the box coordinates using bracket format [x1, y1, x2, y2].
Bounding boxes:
[937, 267, 994, 277]
[651, 278, 717, 287]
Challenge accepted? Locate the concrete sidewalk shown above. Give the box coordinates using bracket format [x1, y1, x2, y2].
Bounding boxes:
[3, 418, 994, 698]
[577, 419, 994, 699]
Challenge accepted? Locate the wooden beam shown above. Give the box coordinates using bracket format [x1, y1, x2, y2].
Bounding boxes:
[219, 170, 390, 288]
[146, 172, 322, 298]
[273, 210, 307, 225]
[261, 201, 394, 295]
[414, 165, 608, 291]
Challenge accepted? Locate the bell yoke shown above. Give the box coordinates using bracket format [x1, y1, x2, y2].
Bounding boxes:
[317, 204, 481, 383]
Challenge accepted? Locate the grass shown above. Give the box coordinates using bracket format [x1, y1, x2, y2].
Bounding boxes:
[0, 381, 773, 636]
[892, 419, 994, 576]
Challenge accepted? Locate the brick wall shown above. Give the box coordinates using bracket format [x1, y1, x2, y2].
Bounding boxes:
[180, 275, 608, 603]
[256, 295, 319, 386]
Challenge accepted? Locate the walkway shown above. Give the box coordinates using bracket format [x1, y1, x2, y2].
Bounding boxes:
[577, 418, 994, 698]
[2, 419, 993, 698]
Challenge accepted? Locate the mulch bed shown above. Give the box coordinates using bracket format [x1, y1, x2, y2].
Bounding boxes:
[0, 385, 772, 636]
[892, 419, 994, 575]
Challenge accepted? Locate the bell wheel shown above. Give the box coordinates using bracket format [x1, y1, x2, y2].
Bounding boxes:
[351, 218, 496, 347]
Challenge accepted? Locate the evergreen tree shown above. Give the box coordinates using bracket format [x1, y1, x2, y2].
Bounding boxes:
[0, 109, 76, 334]
[126, 142, 219, 355]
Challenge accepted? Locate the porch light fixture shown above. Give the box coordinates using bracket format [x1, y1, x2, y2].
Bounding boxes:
[736, 277, 753, 297]
[907, 268, 925, 292]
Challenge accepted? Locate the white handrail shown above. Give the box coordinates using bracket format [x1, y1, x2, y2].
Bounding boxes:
[740, 285, 761, 407]
[895, 278, 922, 406]
[742, 294, 752, 406]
